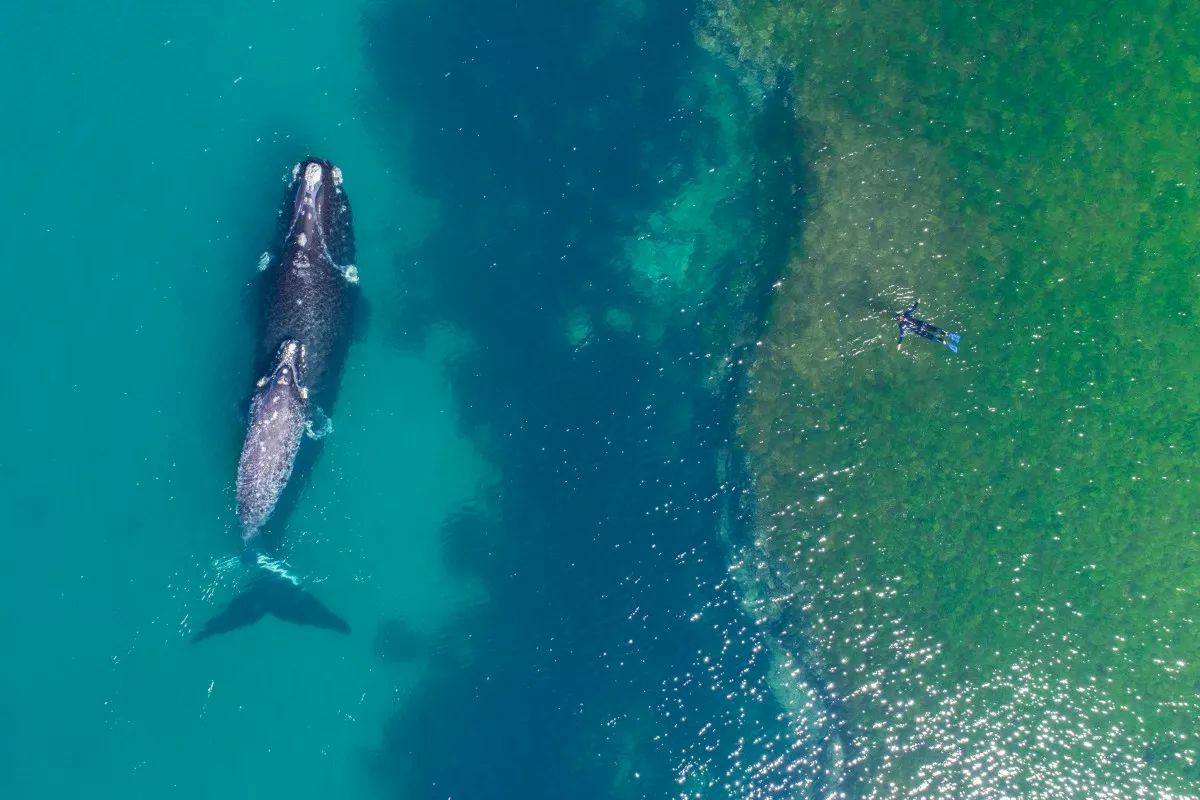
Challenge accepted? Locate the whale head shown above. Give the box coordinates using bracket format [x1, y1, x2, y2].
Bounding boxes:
[263, 339, 308, 399]
[281, 156, 353, 266]
[287, 157, 335, 246]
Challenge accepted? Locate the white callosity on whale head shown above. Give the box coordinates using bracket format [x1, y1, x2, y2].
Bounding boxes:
[331, 166, 343, 186]
[297, 232, 308, 247]
[343, 264, 359, 284]
[304, 162, 323, 190]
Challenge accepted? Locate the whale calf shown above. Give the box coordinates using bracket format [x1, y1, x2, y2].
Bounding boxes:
[236, 339, 309, 539]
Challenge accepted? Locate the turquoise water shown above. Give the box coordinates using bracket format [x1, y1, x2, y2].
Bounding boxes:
[0, 1, 811, 798]
[2, 3, 480, 795]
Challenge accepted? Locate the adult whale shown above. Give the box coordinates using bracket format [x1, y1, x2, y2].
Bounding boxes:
[194, 157, 359, 642]
[260, 158, 358, 408]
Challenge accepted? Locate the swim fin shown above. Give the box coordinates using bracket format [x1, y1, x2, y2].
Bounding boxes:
[949, 333, 961, 344]
[947, 341, 959, 353]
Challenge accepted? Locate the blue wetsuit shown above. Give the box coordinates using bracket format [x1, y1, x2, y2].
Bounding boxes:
[895, 301, 949, 347]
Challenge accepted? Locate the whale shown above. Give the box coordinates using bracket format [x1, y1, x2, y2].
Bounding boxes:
[194, 157, 359, 642]
[248, 156, 359, 539]
[236, 339, 309, 539]
[260, 158, 358, 401]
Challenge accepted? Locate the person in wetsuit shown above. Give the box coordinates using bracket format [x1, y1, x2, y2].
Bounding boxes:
[894, 300, 952, 350]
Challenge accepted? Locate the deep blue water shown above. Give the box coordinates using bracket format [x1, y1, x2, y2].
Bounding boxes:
[364, 2, 810, 796]
[0, 1, 819, 798]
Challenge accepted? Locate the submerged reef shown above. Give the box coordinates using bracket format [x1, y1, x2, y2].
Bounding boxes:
[619, 67, 753, 322]
[620, 62, 804, 395]
[703, 1, 1200, 796]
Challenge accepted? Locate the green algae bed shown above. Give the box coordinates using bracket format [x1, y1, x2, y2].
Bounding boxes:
[702, 1, 1200, 796]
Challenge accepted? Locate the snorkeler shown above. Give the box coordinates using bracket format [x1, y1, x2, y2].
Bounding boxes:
[895, 301, 960, 352]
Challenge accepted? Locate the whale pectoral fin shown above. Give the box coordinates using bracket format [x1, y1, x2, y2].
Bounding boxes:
[305, 406, 333, 440]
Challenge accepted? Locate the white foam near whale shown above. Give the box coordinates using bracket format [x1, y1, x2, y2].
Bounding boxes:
[305, 410, 333, 440]
[255, 552, 301, 586]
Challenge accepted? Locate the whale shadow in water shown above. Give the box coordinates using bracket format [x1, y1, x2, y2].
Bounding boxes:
[191, 573, 351, 642]
[193, 421, 350, 644]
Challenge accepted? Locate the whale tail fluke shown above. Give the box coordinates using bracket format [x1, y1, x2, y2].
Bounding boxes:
[192, 570, 351, 643]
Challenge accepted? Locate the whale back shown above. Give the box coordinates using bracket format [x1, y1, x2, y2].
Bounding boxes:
[261, 158, 357, 400]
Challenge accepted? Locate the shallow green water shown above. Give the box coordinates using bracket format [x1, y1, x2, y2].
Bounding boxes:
[705, 0, 1200, 796]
